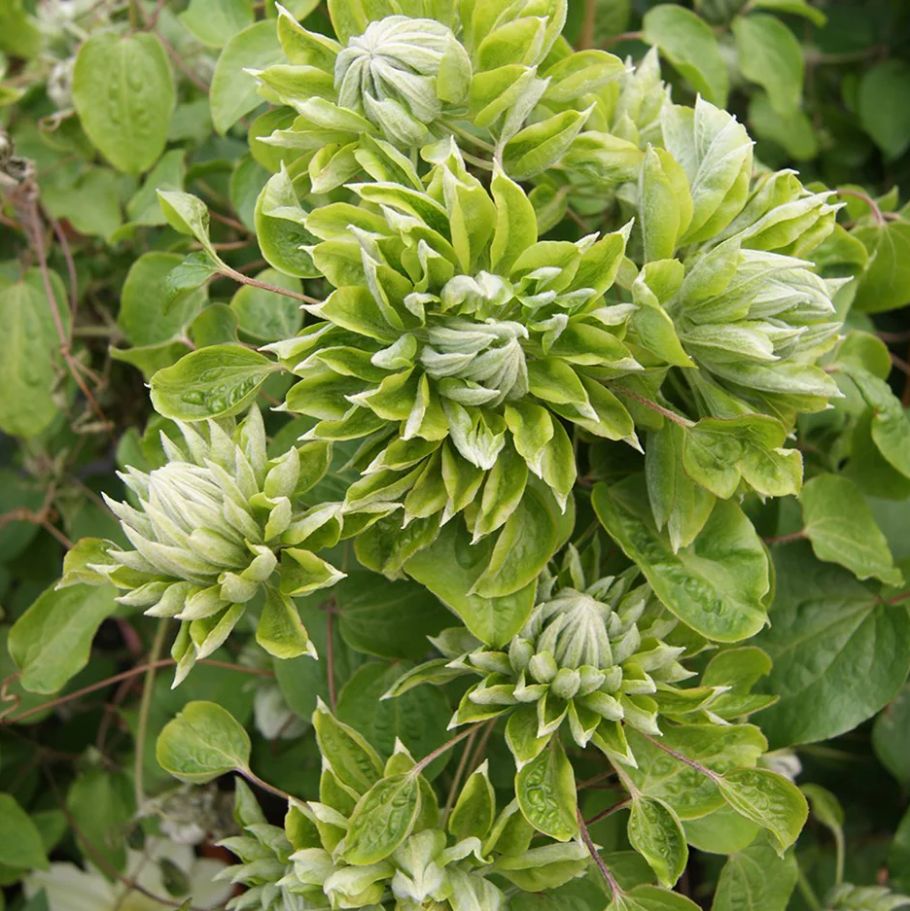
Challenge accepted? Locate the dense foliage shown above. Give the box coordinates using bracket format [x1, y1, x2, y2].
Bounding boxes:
[1, 1, 910, 909]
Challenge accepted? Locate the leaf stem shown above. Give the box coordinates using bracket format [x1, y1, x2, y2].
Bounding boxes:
[577, 807, 624, 898]
[796, 866, 823, 911]
[612, 385, 695, 428]
[241, 767, 295, 802]
[579, 0, 596, 49]
[639, 732, 721, 783]
[836, 188, 885, 226]
[584, 796, 631, 826]
[412, 725, 482, 776]
[134, 619, 169, 810]
[443, 726, 480, 819]
[764, 529, 807, 546]
[218, 265, 323, 306]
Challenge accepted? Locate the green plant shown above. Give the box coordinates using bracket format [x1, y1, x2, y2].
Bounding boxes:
[2, 2, 910, 911]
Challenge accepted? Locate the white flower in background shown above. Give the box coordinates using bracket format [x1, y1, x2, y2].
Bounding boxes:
[25, 838, 231, 911]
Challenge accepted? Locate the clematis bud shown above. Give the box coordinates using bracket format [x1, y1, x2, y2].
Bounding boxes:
[450, 563, 697, 756]
[93, 407, 342, 684]
[334, 16, 471, 146]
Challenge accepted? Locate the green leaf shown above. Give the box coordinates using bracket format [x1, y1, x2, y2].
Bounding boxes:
[404, 521, 537, 647]
[156, 701, 252, 782]
[312, 699, 383, 794]
[624, 725, 767, 820]
[801, 783, 844, 835]
[118, 251, 206, 347]
[756, 544, 910, 747]
[0, 278, 63, 438]
[126, 149, 187, 226]
[491, 164, 538, 275]
[66, 769, 134, 873]
[716, 769, 807, 852]
[683, 804, 761, 855]
[150, 344, 278, 421]
[642, 5, 728, 106]
[852, 220, 910, 314]
[515, 739, 578, 842]
[747, 0, 826, 26]
[872, 684, 910, 788]
[156, 190, 220, 259]
[72, 32, 175, 174]
[664, 99, 752, 244]
[343, 774, 421, 864]
[732, 15, 803, 116]
[0, 793, 48, 871]
[254, 167, 320, 278]
[858, 60, 910, 159]
[179, 0, 254, 47]
[710, 842, 798, 911]
[255, 587, 315, 659]
[890, 808, 910, 894]
[684, 415, 802, 500]
[593, 478, 770, 642]
[0, 0, 41, 58]
[449, 762, 496, 842]
[336, 572, 451, 660]
[9, 583, 117, 694]
[610, 884, 701, 910]
[646, 424, 715, 552]
[747, 92, 819, 161]
[503, 110, 590, 181]
[337, 662, 451, 775]
[801, 474, 902, 585]
[628, 797, 688, 887]
[230, 268, 303, 342]
[211, 21, 282, 134]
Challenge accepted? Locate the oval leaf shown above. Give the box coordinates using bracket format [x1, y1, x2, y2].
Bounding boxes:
[343, 773, 421, 864]
[73, 32, 175, 174]
[156, 700, 251, 783]
[628, 796, 688, 887]
[717, 768, 808, 852]
[515, 739, 578, 842]
[150, 344, 277, 421]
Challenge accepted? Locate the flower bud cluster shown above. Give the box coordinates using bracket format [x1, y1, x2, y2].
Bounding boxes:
[450, 565, 693, 760]
[93, 407, 342, 682]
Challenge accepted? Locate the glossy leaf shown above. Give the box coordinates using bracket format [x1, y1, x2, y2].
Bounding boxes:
[515, 739, 578, 841]
[593, 478, 770, 642]
[156, 701, 252, 782]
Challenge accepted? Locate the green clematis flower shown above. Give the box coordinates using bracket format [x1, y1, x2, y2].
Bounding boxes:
[440, 562, 694, 766]
[92, 407, 344, 683]
[222, 713, 588, 911]
[268, 141, 641, 547]
[389, 548, 775, 769]
[248, 0, 624, 194]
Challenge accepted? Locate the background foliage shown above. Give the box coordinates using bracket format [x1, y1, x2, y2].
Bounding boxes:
[1, 0, 909, 910]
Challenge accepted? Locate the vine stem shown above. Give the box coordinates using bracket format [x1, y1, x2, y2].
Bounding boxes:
[611, 385, 695, 428]
[836, 187, 886, 226]
[443, 726, 480, 820]
[134, 620, 169, 810]
[412, 724, 482, 776]
[1, 658, 274, 724]
[764, 529, 807, 546]
[577, 807, 624, 899]
[579, 0, 597, 49]
[218, 264, 323, 306]
[796, 867, 823, 911]
[584, 796, 631, 827]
